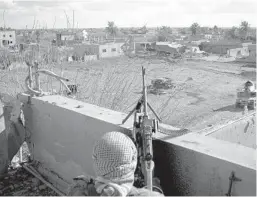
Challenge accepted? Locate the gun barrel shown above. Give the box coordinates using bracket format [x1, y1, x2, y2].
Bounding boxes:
[142, 66, 148, 116]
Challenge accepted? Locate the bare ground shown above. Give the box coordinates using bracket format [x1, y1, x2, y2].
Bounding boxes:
[1, 56, 255, 131]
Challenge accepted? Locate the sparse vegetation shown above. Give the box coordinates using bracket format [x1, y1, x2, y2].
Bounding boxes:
[190, 22, 200, 35]
[105, 21, 118, 40]
[157, 26, 172, 42]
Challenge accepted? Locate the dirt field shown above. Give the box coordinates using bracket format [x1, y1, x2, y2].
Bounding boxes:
[0, 56, 256, 131]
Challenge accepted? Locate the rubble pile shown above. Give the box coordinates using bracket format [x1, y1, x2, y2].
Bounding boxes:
[147, 78, 175, 95]
[0, 167, 57, 196]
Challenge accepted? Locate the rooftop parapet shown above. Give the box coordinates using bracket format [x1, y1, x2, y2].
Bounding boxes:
[9, 94, 255, 196]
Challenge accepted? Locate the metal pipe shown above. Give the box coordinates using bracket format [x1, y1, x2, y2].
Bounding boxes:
[34, 63, 40, 91]
[38, 69, 69, 82]
[19, 147, 23, 163]
[22, 165, 65, 196]
[203, 111, 256, 136]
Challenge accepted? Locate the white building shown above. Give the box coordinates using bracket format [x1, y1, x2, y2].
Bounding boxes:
[0, 30, 16, 47]
[204, 34, 213, 39]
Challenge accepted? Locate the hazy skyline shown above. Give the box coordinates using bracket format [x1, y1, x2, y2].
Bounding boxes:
[0, 0, 256, 29]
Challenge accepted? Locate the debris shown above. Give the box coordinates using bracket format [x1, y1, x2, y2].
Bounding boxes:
[0, 166, 57, 196]
[38, 184, 47, 190]
[31, 177, 41, 186]
[147, 78, 175, 95]
[186, 77, 193, 81]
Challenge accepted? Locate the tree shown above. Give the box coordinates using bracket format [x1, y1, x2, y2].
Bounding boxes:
[35, 30, 40, 43]
[105, 21, 118, 40]
[240, 21, 249, 40]
[213, 25, 218, 34]
[227, 26, 238, 39]
[180, 28, 186, 35]
[190, 23, 200, 35]
[157, 26, 172, 41]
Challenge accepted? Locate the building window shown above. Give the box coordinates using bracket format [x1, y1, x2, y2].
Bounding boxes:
[3, 34, 5, 37]
[102, 49, 107, 53]
[10, 41, 12, 44]
[9, 35, 12, 37]
[111, 48, 116, 52]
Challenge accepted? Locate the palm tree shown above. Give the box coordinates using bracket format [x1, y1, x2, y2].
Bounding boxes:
[240, 21, 249, 40]
[228, 26, 238, 39]
[190, 23, 200, 35]
[213, 25, 218, 34]
[105, 21, 118, 41]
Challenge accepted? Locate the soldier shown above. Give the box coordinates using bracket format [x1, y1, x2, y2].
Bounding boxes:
[68, 131, 163, 196]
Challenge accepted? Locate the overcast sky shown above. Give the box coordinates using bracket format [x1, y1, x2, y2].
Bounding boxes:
[0, 0, 256, 29]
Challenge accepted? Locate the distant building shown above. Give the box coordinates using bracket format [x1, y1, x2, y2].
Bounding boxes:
[88, 32, 107, 43]
[204, 34, 213, 39]
[199, 40, 242, 55]
[0, 30, 16, 47]
[98, 43, 124, 58]
[152, 42, 185, 55]
[71, 42, 125, 60]
[56, 32, 76, 46]
[172, 28, 180, 36]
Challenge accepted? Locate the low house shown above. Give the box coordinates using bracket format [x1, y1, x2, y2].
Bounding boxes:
[56, 32, 76, 46]
[199, 40, 242, 55]
[71, 42, 125, 60]
[98, 43, 124, 58]
[88, 32, 107, 43]
[0, 30, 16, 47]
[152, 42, 185, 56]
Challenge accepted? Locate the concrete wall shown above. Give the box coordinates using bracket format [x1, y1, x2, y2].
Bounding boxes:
[84, 55, 97, 62]
[154, 133, 256, 196]
[198, 113, 256, 149]
[0, 99, 26, 175]
[0, 101, 8, 175]
[18, 94, 256, 196]
[61, 35, 75, 41]
[228, 47, 250, 58]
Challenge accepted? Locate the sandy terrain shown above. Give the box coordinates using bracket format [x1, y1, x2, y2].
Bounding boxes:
[55, 57, 256, 131]
[1, 56, 256, 132]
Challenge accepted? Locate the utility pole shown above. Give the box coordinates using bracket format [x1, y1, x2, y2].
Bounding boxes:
[53, 16, 56, 29]
[3, 10, 6, 30]
[73, 10, 74, 30]
[64, 10, 70, 29]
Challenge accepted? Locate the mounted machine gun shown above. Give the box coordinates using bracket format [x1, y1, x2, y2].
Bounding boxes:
[122, 66, 162, 192]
